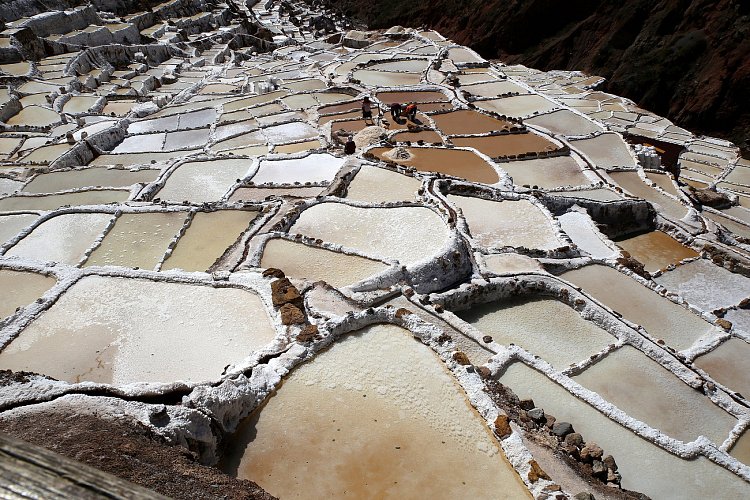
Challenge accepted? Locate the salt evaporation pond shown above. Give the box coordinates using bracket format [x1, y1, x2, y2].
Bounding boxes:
[224, 324, 530, 499]
[0, 214, 37, 245]
[0, 190, 130, 212]
[448, 195, 562, 250]
[6, 213, 114, 265]
[501, 156, 590, 188]
[0, 269, 56, 320]
[474, 95, 558, 118]
[156, 159, 251, 203]
[456, 297, 614, 369]
[85, 212, 187, 269]
[558, 211, 617, 259]
[525, 110, 603, 136]
[162, 210, 257, 272]
[573, 345, 735, 444]
[344, 166, 421, 203]
[614, 231, 698, 273]
[451, 133, 558, 158]
[251, 153, 345, 184]
[260, 238, 390, 287]
[609, 171, 688, 221]
[481, 253, 543, 274]
[654, 258, 750, 311]
[498, 362, 749, 499]
[290, 202, 450, 265]
[693, 338, 750, 401]
[561, 264, 717, 350]
[362, 147, 499, 183]
[23, 168, 159, 193]
[0, 276, 276, 384]
[569, 133, 636, 168]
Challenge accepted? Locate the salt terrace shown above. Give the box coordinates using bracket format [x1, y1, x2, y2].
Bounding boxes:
[0, 0, 749, 498]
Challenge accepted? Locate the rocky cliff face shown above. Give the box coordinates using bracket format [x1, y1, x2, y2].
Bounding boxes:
[323, 0, 750, 155]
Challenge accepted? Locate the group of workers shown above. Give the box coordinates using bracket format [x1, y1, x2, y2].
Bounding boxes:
[344, 97, 420, 155]
[359, 97, 418, 126]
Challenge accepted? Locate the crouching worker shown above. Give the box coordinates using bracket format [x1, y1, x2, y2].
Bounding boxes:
[390, 102, 402, 122]
[404, 102, 418, 122]
[344, 135, 356, 155]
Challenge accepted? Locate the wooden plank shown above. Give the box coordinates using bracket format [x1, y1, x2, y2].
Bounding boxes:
[0, 433, 169, 499]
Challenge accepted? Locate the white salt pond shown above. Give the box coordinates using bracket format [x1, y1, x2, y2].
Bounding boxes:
[562, 265, 718, 350]
[291, 202, 450, 265]
[574, 345, 735, 444]
[448, 195, 562, 250]
[456, 297, 615, 369]
[654, 258, 750, 311]
[156, 159, 251, 203]
[558, 210, 617, 259]
[85, 212, 187, 269]
[260, 238, 390, 288]
[6, 212, 113, 265]
[0, 276, 276, 384]
[344, 166, 421, 203]
[224, 324, 530, 499]
[0, 269, 56, 320]
[162, 210, 258, 272]
[498, 362, 750, 499]
[251, 154, 344, 185]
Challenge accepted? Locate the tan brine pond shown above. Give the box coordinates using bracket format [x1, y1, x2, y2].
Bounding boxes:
[431, 110, 512, 135]
[0, 269, 56, 320]
[573, 345, 735, 444]
[345, 166, 421, 203]
[456, 297, 614, 369]
[162, 210, 258, 272]
[0, 190, 130, 212]
[498, 362, 750, 499]
[23, 168, 159, 193]
[0, 276, 276, 384]
[448, 195, 562, 250]
[502, 156, 590, 189]
[85, 212, 187, 269]
[290, 202, 450, 265]
[369, 147, 499, 184]
[260, 238, 390, 288]
[561, 264, 718, 350]
[6, 212, 114, 265]
[223, 324, 530, 499]
[614, 231, 698, 273]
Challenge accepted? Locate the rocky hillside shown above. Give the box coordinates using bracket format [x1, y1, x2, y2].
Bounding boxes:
[321, 0, 750, 156]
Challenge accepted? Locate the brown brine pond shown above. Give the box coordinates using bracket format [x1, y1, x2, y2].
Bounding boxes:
[222, 323, 530, 499]
[614, 231, 698, 273]
[369, 147, 499, 184]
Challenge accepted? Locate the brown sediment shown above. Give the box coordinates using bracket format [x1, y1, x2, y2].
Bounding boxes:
[0, 409, 275, 500]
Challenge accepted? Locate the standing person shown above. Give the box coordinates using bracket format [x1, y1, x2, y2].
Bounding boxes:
[362, 96, 373, 124]
[390, 102, 402, 123]
[344, 135, 356, 155]
[404, 102, 418, 122]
